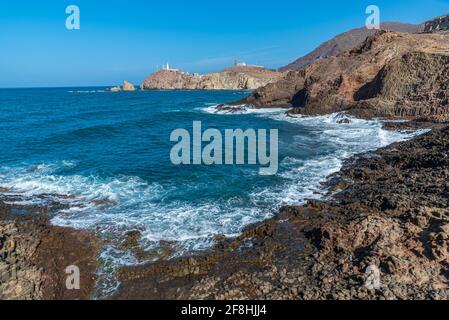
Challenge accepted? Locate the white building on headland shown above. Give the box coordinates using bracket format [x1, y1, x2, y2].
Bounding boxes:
[162, 63, 180, 72]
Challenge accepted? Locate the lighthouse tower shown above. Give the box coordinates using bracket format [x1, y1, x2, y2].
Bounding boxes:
[161, 62, 179, 72]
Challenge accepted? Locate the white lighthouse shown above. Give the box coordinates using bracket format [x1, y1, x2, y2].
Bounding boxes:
[162, 63, 179, 72]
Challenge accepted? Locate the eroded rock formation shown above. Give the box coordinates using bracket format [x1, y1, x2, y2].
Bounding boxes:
[108, 80, 136, 92]
[234, 31, 449, 122]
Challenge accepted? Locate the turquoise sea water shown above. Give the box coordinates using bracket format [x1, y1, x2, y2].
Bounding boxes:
[0, 88, 422, 293]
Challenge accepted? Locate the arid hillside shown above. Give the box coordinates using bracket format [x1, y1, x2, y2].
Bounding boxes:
[141, 66, 284, 90]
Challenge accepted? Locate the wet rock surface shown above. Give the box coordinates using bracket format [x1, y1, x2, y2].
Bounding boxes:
[0, 202, 99, 300]
[116, 125, 449, 300]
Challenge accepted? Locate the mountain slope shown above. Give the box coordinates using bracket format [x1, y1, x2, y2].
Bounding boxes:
[279, 22, 424, 71]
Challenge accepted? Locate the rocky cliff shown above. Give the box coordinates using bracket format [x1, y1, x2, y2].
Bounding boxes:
[140, 66, 284, 90]
[232, 31, 449, 122]
[108, 80, 136, 92]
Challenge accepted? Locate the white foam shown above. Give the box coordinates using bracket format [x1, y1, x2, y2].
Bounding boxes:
[247, 112, 428, 211]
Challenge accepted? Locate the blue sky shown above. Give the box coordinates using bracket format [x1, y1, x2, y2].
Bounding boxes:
[1, 0, 449, 88]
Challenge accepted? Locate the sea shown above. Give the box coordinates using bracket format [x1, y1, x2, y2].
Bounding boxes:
[0, 87, 424, 296]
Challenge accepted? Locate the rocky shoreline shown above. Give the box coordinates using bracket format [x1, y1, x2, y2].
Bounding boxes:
[141, 66, 284, 91]
[1, 121, 448, 300]
[231, 30, 449, 123]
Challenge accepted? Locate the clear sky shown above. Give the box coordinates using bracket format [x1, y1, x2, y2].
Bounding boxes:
[1, 0, 449, 88]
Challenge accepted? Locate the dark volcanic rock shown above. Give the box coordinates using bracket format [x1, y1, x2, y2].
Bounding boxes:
[424, 14, 449, 32]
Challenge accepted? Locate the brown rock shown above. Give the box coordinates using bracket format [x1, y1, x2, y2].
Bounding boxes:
[141, 66, 285, 91]
[122, 80, 136, 91]
[280, 22, 423, 71]
[0, 204, 99, 300]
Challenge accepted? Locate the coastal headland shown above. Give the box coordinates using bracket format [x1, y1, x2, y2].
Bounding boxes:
[100, 18, 449, 299]
[140, 65, 285, 91]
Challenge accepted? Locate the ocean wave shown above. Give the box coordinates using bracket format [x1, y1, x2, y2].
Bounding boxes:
[0, 112, 427, 244]
[249, 112, 427, 211]
[200, 104, 286, 115]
